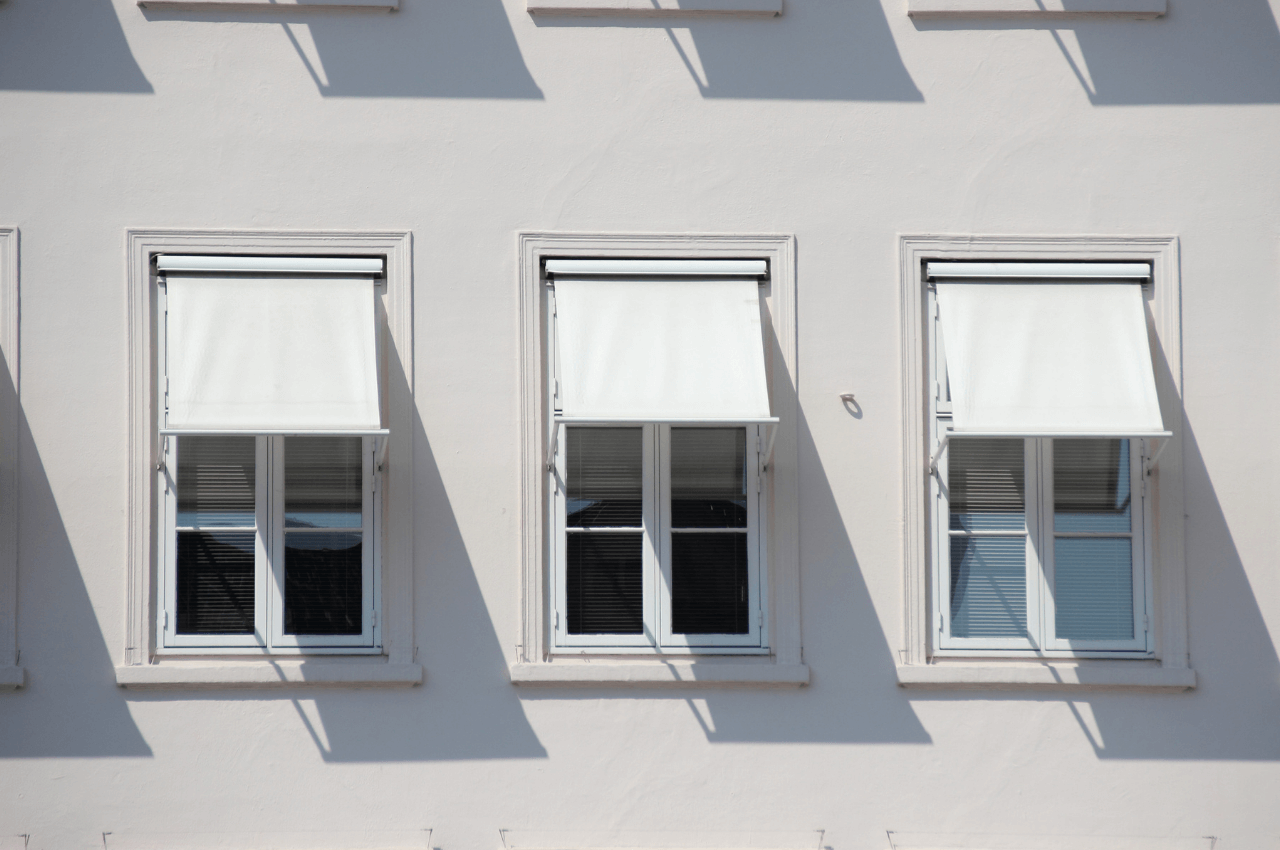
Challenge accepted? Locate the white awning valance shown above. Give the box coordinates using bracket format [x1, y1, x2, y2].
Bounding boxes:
[936, 281, 1166, 437]
[163, 270, 382, 434]
[552, 263, 773, 424]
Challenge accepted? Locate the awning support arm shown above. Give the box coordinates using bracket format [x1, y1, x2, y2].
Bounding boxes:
[1144, 435, 1172, 475]
[376, 434, 390, 472]
[761, 422, 780, 472]
[546, 418, 561, 472]
[929, 432, 951, 476]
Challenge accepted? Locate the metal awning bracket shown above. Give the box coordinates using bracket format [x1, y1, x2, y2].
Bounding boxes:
[929, 432, 951, 476]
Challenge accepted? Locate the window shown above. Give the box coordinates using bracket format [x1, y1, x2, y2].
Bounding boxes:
[928, 261, 1165, 657]
[898, 237, 1194, 690]
[514, 235, 805, 685]
[155, 255, 386, 653]
[548, 260, 772, 654]
[121, 233, 418, 687]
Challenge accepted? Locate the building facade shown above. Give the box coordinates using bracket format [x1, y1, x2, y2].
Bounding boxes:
[1, 0, 1278, 848]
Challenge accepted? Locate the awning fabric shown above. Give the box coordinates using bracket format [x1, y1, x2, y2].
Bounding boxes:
[935, 282, 1165, 436]
[164, 273, 381, 432]
[553, 267, 772, 423]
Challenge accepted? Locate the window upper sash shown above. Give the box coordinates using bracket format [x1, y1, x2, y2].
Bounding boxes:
[931, 264, 1168, 439]
[158, 256, 385, 436]
[548, 260, 774, 426]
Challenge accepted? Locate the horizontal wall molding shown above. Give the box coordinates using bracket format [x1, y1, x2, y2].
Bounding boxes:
[528, 0, 781, 17]
[501, 831, 824, 850]
[115, 660, 423, 689]
[510, 661, 809, 687]
[887, 833, 1214, 850]
[138, 0, 397, 11]
[907, 0, 1165, 19]
[896, 663, 1195, 692]
[105, 831, 431, 850]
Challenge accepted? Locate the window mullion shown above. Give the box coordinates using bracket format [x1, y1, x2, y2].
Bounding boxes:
[261, 435, 277, 651]
[649, 423, 664, 648]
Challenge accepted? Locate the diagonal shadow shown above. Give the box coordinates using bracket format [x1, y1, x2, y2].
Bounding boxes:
[0, 0, 153, 93]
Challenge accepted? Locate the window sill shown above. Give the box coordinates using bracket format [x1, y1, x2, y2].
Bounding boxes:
[115, 660, 423, 689]
[137, 0, 397, 10]
[906, 0, 1164, 18]
[896, 661, 1195, 692]
[0, 666, 23, 690]
[510, 659, 809, 687]
[527, 0, 781, 17]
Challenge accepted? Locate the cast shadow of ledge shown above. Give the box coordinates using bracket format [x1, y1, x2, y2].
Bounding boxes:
[138, 0, 545, 99]
[911, 0, 1280, 105]
[0, 409, 152, 758]
[0, 0, 153, 93]
[529, 0, 924, 102]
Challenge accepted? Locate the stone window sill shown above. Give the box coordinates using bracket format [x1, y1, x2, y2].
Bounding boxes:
[138, 0, 397, 11]
[115, 659, 423, 689]
[907, 0, 1164, 19]
[0, 666, 23, 690]
[527, 0, 781, 18]
[510, 659, 809, 687]
[896, 661, 1195, 692]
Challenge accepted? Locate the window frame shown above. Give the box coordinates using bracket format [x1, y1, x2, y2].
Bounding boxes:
[898, 235, 1193, 690]
[514, 233, 805, 686]
[549, 423, 767, 654]
[121, 231, 418, 686]
[0, 229, 19, 690]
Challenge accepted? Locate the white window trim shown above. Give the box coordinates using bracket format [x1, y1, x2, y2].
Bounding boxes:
[526, 0, 781, 18]
[137, 0, 398, 11]
[513, 233, 807, 687]
[905, 0, 1165, 19]
[0, 229, 20, 690]
[897, 235, 1194, 692]
[119, 230, 419, 689]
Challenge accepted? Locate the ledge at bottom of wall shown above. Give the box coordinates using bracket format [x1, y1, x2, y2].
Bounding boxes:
[509, 660, 809, 687]
[0, 665, 24, 689]
[896, 662, 1195, 692]
[906, 0, 1165, 18]
[527, 0, 781, 17]
[115, 660, 423, 689]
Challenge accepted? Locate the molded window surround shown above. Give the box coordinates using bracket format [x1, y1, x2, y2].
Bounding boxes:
[527, 0, 781, 17]
[0, 230, 20, 690]
[511, 233, 807, 687]
[896, 235, 1194, 692]
[118, 230, 419, 690]
[137, 0, 397, 11]
[906, 0, 1165, 19]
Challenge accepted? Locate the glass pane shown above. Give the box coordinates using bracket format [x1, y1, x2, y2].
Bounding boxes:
[671, 428, 747, 529]
[285, 437, 363, 529]
[176, 436, 255, 528]
[176, 530, 255, 634]
[949, 438, 1025, 532]
[566, 428, 642, 528]
[949, 536, 1027, 639]
[1055, 439, 1131, 534]
[1054, 537, 1134, 641]
[671, 533, 749, 635]
[566, 532, 642, 634]
[284, 531, 362, 635]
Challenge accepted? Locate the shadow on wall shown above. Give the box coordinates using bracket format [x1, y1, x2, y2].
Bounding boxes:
[121, 404, 549, 763]
[0, 0, 153, 93]
[532, 0, 924, 101]
[0, 403, 152, 757]
[139, 0, 545, 99]
[912, 0, 1280, 105]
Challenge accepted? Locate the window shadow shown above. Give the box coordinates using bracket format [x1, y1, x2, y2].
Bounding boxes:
[0, 402, 152, 757]
[911, 0, 1280, 105]
[120, 400, 549, 763]
[139, 1, 544, 99]
[0, 0, 154, 93]
[531, 0, 923, 102]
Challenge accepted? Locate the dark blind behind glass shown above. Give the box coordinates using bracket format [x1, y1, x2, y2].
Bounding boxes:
[176, 531, 255, 635]
[566, 533, 643, 634]
[566, 428, 642, 528]
[671, 534, 749, 634]
[670, 428, 747, 528]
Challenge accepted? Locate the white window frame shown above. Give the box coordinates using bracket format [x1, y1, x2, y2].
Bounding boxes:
[120, 231, 419, 688]
[156, 435, 380, 654]
[549, 423, 766, 654]
[513, 233, 806, 687]
[898, 235, 1195, 691]
[0, 229, 20, 690]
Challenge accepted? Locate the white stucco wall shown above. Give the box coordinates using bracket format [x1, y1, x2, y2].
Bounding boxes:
[2, 0, 1279, 848]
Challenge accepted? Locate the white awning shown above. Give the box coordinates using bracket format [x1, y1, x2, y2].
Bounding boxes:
[552, 264, 773, 424]
[935, 282, 1166, 437]
[163, 271, 382, 434]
